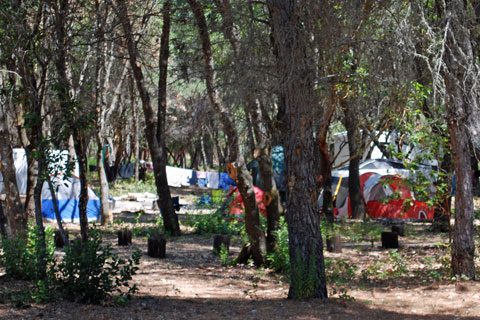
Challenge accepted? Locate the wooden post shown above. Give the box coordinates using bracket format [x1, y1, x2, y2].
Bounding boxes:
[54, 230, 69, 248]
[391, 225, 405, 236]
[326, 234, 342, 253]
[148, 235, 166, 258]
[118, 229, 132, 246]
[213, 234, 230, 254]
[381, 232, 399, 249]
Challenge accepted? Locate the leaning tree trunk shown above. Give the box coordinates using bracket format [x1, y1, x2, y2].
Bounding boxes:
[213, 0, 281, 255]
[116, 0, 180, 235]
[443, 0, 477, 279]
[269, 0, 327, 299]
[343, 101, 366, 219]
[188, 0, 266, 265]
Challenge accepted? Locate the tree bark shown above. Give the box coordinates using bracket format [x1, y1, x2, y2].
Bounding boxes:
[343, 101, 366, 219]
[115, 0, 180, 235]
[51, 0, 89, 242]
[188, 0, 266, 265]
[443, 0, 477, 279]
[213, 0, 280, 255]
[269, 0, 327, 299]
[0, 104, 26, 238]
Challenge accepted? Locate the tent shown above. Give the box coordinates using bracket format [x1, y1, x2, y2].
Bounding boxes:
[1, 148, 101, 222]
[227, 186, 267, 217]
[41, 176, 101, 222]
[322, 172, 434, 220]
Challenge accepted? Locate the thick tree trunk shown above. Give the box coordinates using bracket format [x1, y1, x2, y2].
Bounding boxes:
[269, 0, 327, 299]
[116, 0, 180, 235]
[0, 105, 27, 238]
[443, 0, 477, 279]
[343, 102, 366, 219]
[188, 0, 266, 265]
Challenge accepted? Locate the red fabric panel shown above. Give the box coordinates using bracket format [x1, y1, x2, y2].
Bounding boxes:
[367, 199, 434, 220]
[229, 186, 267, 217]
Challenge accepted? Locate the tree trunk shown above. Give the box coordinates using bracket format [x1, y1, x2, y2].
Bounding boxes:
[213, 0, 281, 255]
[269, 0, 327, 299]
[115, 0, 180, 236]
[33, 156, 47, 279]
[188, 0, 266, 265]
[51, 0, 90, 242]
[0, 104, 26, 238]
[443, 0, 477, 279]
[97, 136, 112, 225]
[46, 176, 69, 247]
[343, 102, 366, 219]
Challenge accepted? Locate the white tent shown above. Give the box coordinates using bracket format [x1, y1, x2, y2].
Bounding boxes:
[0, 148, 99, 222]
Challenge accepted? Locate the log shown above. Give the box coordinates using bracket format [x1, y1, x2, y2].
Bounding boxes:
[213, 234, 230, 254]
[54, 230, 69, 248]
[148, 235, 166, 258]
[381, 232, 399, 249]
[326, 234, 342, 253]
[118, 229, 132, 246]
[391, 224, 405, 236]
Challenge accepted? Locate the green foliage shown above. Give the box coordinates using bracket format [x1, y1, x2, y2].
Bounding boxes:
[218, 244, 231, 266]
[185, 208, 243, 235]
[266, 217, 290, 273]
[320, 220, 383, 243]
[386, 249, 408, 277]
[325, 258, 358, 285]
[109, 173, 156, 196]
[0, 225, 55, 281]
[55, 230, 141, 304]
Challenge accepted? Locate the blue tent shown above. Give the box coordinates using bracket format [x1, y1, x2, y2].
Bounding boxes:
[41, 176, 100, 222]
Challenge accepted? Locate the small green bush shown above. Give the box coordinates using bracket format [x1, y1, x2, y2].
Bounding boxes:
[185, 210, 243, 235]
[55, 230, 141, 304]
[266, 217, 290, 273]
[0, 224, 55, 281]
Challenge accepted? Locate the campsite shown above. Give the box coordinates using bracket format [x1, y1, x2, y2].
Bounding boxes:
[1, 1, 480, 319]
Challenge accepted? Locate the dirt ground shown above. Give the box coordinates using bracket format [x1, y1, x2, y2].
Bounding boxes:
[1, 187, 479, 319]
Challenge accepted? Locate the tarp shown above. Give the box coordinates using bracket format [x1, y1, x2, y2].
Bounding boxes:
[41, 176, 101, 222]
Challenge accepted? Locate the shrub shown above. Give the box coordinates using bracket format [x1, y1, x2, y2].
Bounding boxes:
[55, 229, 141, 304]
[0, 224, 55, 281]
[185, 209, 243, 235]
[266, 217, 290, 273]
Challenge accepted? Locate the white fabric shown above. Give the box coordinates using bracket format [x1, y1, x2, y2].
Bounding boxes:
[181, 169, 194, 186]
[166, 166, 184, 187]
[41, 176, 100, 200]
[207, 172, 220, 189]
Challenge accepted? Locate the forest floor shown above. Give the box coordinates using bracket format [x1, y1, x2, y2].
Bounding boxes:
[1, 186, 480, 319]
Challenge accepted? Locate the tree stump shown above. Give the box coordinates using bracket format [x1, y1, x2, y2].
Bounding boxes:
[54, 230, 69, 248]
[391, 224, 405, 236]
[381, 232, 399, 249]
[118, 229, 132, 246]
[148, 235, 166, 258]
[326, 234, 342, 253]
[213, 234, 230, 254]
